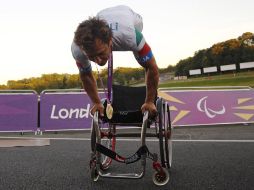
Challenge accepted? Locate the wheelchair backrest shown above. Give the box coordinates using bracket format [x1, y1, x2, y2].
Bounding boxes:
[112, 85, 146, 112]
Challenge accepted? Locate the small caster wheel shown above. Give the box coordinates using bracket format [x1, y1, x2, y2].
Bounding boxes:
[152, 168, 170, 186]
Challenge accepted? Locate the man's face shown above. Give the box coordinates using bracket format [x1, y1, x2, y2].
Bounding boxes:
[85, 38, 112, 66]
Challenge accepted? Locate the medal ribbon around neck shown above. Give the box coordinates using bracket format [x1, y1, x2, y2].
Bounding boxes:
[95, 50, 113, 119]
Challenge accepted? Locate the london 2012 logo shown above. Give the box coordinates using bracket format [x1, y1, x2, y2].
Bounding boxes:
[197, 96, 226, 118]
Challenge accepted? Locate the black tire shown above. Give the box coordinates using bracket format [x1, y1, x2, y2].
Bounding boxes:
[164, 103, 172, 169]
[156, 98, 166, 168]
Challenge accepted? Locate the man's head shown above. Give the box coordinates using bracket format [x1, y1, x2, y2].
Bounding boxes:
[74, 17, 112, 66]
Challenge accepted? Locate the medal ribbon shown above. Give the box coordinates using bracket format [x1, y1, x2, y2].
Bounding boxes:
[107, 51, 113, 102]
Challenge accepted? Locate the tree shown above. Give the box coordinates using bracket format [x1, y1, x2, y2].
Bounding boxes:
[174, 32, 254, 76]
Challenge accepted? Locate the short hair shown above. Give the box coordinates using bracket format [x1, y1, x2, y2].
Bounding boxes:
[74, 17, 112, 53]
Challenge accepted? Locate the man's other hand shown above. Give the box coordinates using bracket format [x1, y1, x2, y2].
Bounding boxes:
[141, 102, 157, 117]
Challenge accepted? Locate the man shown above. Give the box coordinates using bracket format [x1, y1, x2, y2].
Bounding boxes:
[72, 5, 159, 117]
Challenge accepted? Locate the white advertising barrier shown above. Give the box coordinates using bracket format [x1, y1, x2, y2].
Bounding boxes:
[189, 69, 201, 75]
[240, 62, 254, 69]
[220, 64, 236, 71]
[203, 66, 217, 73]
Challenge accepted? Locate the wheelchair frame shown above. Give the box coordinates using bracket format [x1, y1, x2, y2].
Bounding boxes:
[89, 96, 173, 186]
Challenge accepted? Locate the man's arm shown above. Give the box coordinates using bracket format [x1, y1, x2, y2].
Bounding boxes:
[80, 72, 104, 116]
[71, 42, 104, 115]
[144, 56, 159, 103]
[141, 56, 159, 115]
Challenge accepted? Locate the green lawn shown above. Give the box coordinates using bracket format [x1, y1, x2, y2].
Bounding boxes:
[159, 71, 254, 88]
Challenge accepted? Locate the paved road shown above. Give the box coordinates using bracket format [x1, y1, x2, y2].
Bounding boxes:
[0, 124, 254, 190]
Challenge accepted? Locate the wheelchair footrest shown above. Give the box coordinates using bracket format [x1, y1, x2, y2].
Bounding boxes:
[96, 143, 149, 164]
[99, 171, 144, 179]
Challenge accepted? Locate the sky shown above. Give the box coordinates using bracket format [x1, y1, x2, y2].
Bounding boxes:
[0, 0, 254, 85]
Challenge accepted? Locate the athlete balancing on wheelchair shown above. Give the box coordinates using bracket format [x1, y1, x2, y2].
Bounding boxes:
[71, 5, 159, 117]
[71, 5, 172, 186]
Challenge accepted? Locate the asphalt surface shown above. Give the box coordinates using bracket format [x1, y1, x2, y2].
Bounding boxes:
[0, 124, 254, 190]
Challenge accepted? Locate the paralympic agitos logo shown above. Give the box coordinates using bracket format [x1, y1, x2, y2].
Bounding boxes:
[197, 96, 226, 118]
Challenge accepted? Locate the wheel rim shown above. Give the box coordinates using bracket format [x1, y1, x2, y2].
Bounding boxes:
[100, 124, 116, 170]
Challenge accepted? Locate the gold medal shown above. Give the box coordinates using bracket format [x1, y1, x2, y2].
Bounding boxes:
[106, 104, 113, 119]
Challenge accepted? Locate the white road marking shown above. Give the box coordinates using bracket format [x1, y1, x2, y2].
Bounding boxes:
[0, 136, 254, 143]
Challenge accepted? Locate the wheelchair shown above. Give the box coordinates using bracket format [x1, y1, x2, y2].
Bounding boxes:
[90, 85, 173, 186]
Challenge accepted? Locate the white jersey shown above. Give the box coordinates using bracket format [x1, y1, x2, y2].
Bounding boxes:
[72, 5, 152, 74]
[97, 5, 143, 52]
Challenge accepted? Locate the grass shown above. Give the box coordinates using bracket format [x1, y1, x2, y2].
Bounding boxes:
[159, 70, 254, 89]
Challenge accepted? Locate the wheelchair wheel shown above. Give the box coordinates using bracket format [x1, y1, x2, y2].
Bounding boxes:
[156, 98, 166, 168]
[156, 98, 173, 169]
[164, 103, 173, 168]
[91, 123, 116, 171]
[100, 124, 116, 170]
